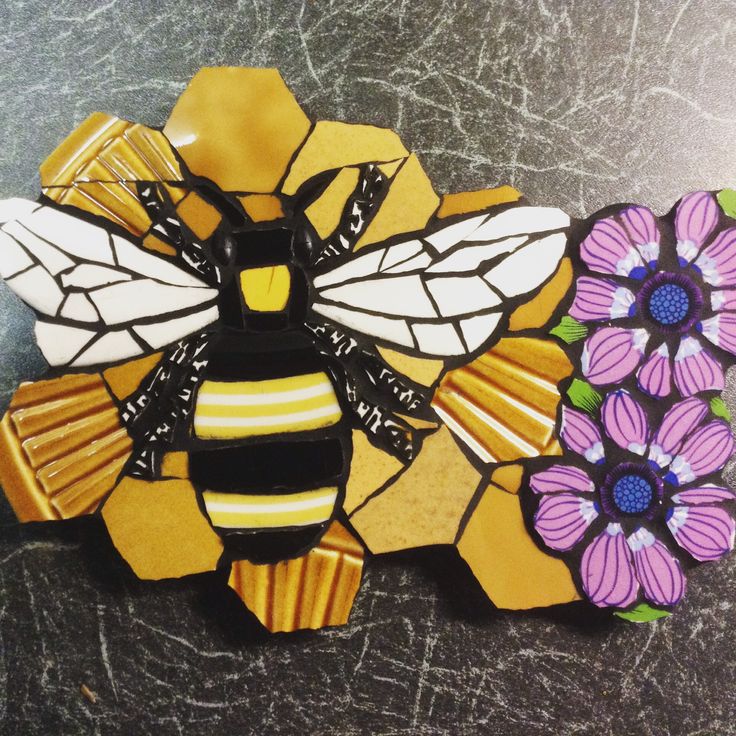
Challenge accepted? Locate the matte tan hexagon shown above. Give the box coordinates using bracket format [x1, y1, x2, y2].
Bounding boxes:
[164, 67, 311, 193]
[102, 476, 224, 580]
[457, 482, 580, 609]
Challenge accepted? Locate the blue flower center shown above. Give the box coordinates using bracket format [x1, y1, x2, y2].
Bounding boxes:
[612, 473, 653, 515]
[647, 283, 690, 326]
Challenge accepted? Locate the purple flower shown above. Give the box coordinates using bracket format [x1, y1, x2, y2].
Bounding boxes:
[532, 390, 735, 609]
[569, 192, 736, 397]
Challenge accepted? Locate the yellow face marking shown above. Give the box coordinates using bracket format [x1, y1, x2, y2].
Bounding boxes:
[239, 265, 291, 311]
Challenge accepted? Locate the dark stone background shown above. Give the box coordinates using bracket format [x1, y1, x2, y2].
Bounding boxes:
[0, 1, 735, 734]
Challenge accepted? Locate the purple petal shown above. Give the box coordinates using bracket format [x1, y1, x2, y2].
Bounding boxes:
[672, 484, 736, 505]
[530, 465, 595, 494]
[627, 527, 686, 606]
[673, 336, 725, 397]
[667, 420, 734, 484]
[700, 313, 736, 355]
[560, 406, 605, 463]
[601, 389, 649, 455]
[582, 327, 648, 386]
[534, 493, 598, 552]
[710, 289, 736, 312]
[636, 343, 672, 398]
[667, 505, 735, 561]
[694, 228, 736, 286]
[580, 217, 647, 278]
[675, 191, 719, 264]
[620, 205, 660, 268]
[568, 276, 635, 322]
[648, 396, 709, 469]
[581, 524, 639, 608]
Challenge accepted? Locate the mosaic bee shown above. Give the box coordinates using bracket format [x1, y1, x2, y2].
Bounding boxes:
[0, 172, 568, 565]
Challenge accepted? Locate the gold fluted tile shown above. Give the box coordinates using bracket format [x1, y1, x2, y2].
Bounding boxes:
[228, 522, 364, 632]
[0, 374, 132, 522]
[432, 337, 572, 464]
[40, 112, 183, 186]
[44, 181, 151, 236]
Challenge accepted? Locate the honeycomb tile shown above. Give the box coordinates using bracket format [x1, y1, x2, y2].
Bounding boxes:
[349, 426, 481, 553]
[457, 483, 580, 609]
[305, 167, 361, 238]
[344, 429, 405, 514]
[102, 476, 223, 580]
[164, 67, 310, 193]
[281, 121, 408, 196]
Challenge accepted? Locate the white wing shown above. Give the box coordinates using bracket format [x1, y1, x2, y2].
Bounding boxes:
[0, 198, 219, 367]
[311, 206, 570, 357]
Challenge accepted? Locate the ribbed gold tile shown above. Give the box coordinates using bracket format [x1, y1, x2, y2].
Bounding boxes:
[432, 337, 572, 464]
[228, 522, 364, 632]
[40, 112, 183, 187]
[0, 374, 132, 522]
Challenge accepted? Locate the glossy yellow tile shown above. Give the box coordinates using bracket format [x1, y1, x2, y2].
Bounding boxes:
[457, 484, 580, 609]
[164, 68, 310, 192]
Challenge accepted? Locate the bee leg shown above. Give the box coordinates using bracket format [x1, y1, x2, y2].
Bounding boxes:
[310, 163, 389, 263]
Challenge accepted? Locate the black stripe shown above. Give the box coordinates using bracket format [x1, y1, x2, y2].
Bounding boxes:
[205, 329, 327, 379]
[189, 436, 346, 493]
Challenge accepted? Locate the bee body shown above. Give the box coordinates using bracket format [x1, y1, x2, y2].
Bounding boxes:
[188, 226, 351, 563]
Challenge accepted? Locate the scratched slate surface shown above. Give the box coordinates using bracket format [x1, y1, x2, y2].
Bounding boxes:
[0, 1, 735, 734]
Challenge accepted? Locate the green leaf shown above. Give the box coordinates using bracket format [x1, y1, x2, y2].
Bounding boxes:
[549, 316, 588, 344]
[717, 189, 736, 219]
[710, 396, 731, 422]
[567, 378, 603, 414]
[614, 603, 671, 623]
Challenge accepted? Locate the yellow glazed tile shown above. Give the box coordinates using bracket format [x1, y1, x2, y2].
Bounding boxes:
[102, 476, 224, 580]
[142, 233, 178, 257]
[457, 484, 580, 609]
[240, 265, 291, 312]
[103, 352, 163, 400]
[176, 191, 222, 240]
[489, 464, 523, 494]
[281, 121, 408, 196]
[377, 346, 444, 387]
[193, 373, 342, 440]
[238, 194, 285, 222]
[228, 521, 364, 632]
[164, 67, 310, 193]
[305, 167, 361, 238]
[349, 426, 480, 553]
[344, 429, 405, 514]
[437, 185, 522, 218]
[354, 154, 439, 250]
[508, 258, 573, 331]
[161, 451, 189, 479]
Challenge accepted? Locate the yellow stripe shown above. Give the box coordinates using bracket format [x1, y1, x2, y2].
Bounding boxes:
[202, 487, 337, 529]
[200, 373, 329, 396]
[197, 392, 336, 418]
[194, 372, 342, 439]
